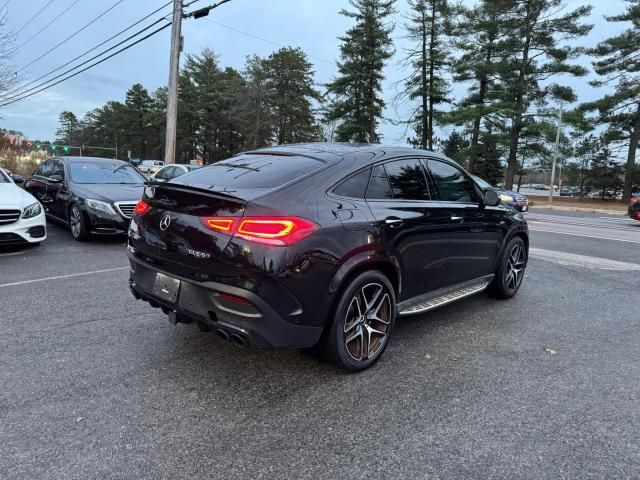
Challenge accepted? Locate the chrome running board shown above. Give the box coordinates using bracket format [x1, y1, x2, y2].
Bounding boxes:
[398, 281, 490, 316]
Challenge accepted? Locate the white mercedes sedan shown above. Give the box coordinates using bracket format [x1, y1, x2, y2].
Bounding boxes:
[0, 167, 46, 246]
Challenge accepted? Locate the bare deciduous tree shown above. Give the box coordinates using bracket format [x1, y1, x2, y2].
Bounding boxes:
[0, 12, 18, 107]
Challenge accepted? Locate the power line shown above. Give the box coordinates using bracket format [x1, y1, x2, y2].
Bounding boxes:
[0, 0, 10, 12]
[0, 22, 171, 107]
[2, 18, 170, 102]
[203, 18, 385, 83]
[14, 0, 57, 35]
[13, 0, 82, 53]
[17, 0, 127, 73]
[4, 1, 172, 98]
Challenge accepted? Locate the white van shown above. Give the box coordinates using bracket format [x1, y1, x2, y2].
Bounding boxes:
[139, 160, 164, 175]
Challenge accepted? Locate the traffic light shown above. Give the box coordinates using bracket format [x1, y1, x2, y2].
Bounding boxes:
[51, 144, 57, 151]
[63, 146, 70, 154]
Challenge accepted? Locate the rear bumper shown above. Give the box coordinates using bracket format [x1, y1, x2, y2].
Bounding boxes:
[127, 252, 323, 349]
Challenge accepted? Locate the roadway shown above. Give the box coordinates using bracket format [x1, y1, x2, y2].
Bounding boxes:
[1, 210, 639, 479]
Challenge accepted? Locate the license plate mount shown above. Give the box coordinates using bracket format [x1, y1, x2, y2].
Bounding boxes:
[152, 273, 181, 303]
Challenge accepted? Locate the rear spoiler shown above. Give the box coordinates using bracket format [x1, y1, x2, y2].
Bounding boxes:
[144, 180, 245, 203]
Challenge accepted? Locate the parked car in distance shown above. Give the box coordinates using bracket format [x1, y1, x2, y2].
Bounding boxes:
[628, 193, 640, 222]
[127, 143, 529, 371]
[24, 157, 146, 241]
[152, 164, 203, 182]
[473, 175, 529, 212]
[0, 167, 46, 246]
[138, 160, 164, 175]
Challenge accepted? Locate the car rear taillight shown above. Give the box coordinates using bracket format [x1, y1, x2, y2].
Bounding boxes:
[201, 216, 319, 246]
[631, 196, 638, 205]
[134, 200, 151, 216]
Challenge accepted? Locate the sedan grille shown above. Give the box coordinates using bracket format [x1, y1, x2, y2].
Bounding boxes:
[115, 202, 138, 219]
[0, 209, 21, 225]
[515, 194, 528, 206]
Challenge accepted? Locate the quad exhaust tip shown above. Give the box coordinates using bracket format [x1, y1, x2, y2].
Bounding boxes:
[214, 328, 250, 348]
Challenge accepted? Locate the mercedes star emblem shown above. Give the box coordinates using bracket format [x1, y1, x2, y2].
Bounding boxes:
[159, 214, 171, 231]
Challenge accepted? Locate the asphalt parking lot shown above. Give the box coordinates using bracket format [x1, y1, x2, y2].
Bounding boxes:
[1, 210, 639, 479]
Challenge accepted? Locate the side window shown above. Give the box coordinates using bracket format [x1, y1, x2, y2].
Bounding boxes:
[366, 165, 392, 200]
[172, 166, 187, 179]
[427, 160, 479, 203]
[155, 167, 170, 179]
[333, 168, 371, 198]
[51, 160, 65, 179]
[384, 159, 432, 200]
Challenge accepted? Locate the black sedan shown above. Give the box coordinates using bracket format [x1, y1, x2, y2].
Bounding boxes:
[629, 193, 640, 221]
[128, 143, 529, 371]
[24, 157, 145, 241]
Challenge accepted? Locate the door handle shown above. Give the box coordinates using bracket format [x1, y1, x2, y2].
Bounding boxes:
[385, 217, 404, 228]
[451, 216, 464, 223]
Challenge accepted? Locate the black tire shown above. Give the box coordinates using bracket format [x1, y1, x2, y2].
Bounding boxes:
[69, 203, 90, 241]
[488, 236, 527, 299]
[324, 270, 396, 372]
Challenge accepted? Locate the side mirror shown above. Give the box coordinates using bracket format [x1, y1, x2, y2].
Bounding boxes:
[13, 175, 24, 184]
[483, 189, 500, 207]
[48, 174, 63, 183]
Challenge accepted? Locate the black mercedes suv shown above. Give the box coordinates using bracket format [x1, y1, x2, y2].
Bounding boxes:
[128, 143, 528, 371]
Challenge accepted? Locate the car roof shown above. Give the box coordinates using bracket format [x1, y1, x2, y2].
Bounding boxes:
[246, 142, 453, 165]
[56, 156, 127, 164]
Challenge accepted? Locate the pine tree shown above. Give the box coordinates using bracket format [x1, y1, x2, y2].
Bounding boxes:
[242, 55, 274, 149]
[582, 0, 640, 202]
[399, 0, 453, 150]
[448, 0, 515, 173]
[123, 84, 153, 160]
[263, 47, 322, 144]
[326, 0, 396, 143]
[501, 0, 592, 189]
[55, 111, 80, 147]
[440, 130, 468, 163]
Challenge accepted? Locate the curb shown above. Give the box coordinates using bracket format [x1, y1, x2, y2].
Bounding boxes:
[530, 204, 627, 215]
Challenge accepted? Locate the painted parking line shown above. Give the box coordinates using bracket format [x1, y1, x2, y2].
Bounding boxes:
[0, 266, 128, 288]
[529, 248, 640, 271]
[529, 227, 640, 244]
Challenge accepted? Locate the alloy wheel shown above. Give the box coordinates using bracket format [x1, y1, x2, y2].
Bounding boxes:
[505, 243, 526, 291]
[343, 282, 392, 362]
[70, 206, 81, 239]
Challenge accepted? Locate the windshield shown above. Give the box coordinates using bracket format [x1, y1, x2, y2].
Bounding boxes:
[0, 169, 11, 183]
[472, 175, 494, 190]
[70, 162, 145, 184]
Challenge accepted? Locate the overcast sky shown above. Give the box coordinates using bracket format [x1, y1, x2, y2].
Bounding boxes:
[0, 0, 629, 144]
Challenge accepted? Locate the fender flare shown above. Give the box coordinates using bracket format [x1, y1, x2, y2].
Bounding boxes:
[328, 248, 402, 297]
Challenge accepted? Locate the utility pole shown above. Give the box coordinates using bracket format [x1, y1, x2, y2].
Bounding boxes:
[549, 103, 563, 204]
[164, 0, 183, 165]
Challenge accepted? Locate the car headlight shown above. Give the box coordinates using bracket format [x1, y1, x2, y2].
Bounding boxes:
[499, 194, 515, 202]
[22, 202, 42, 219]
[85, 199, 116, 215]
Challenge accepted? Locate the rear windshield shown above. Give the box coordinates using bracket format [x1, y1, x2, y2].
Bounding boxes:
[175, 154, 323, 189]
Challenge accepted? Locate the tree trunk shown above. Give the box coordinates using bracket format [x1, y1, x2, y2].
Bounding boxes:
[468, 34, 494, 174]
[421, 11, 428, 150]
[505, 3, 532, 190]
[622, 106, 640, 203]
[427, 1, 437, 151]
